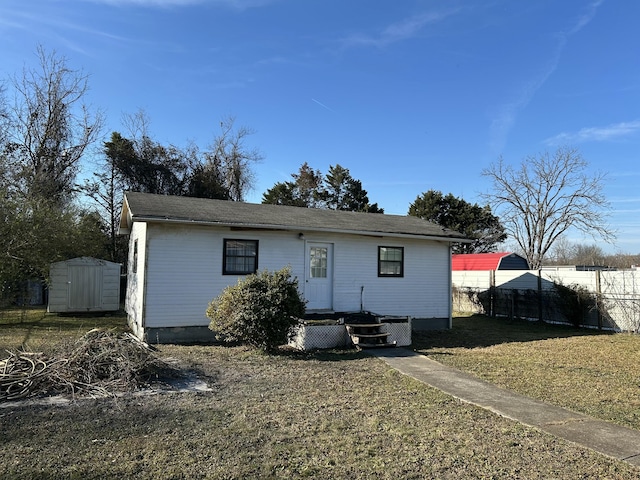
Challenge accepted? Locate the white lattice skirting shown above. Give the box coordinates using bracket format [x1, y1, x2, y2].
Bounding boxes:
[383, 319, 412, 347]
[289, 319, 412, 351]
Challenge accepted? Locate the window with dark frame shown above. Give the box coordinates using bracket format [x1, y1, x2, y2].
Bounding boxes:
[223, 239, 258, 275]
[378, 246, 404, 277]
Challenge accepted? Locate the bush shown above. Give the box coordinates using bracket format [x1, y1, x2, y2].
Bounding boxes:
[206, 267, 306, 352]
[553, 282, 594, 327]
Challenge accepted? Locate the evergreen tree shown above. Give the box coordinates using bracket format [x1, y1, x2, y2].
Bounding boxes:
[409, 190, 506, 253]
[263, 163, 383, 213]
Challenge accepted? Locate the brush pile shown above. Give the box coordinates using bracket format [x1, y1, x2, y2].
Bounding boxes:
[1, 329, 178, 401]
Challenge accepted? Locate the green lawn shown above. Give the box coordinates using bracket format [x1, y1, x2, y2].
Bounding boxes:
[0, 309, 638, 479]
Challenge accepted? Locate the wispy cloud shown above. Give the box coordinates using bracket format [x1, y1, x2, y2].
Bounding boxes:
[544, 120, 640, 145]
[489, 53, 561, 152]
[85, 0, 199, 5]
[255, 56, 289, 67]
[610, 170, 640, 178]
[610, 196, 640, 204]
[489, 0, 604, 153]
[80, 0, 275, 7]
[341, 8, 460, 49]
[0, 7, 132, 56]
[311, 98, 335, 113]
[568, 0, 605, 34]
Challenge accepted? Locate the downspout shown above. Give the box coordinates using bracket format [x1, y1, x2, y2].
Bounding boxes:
[301, 235, 307, 302]
[360, 285, 365, 313]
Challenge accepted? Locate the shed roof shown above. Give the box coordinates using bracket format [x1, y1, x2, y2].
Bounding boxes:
[452, 252, 529, 270]
[119, 192, 470, 243]
[50, 256, 120, 267]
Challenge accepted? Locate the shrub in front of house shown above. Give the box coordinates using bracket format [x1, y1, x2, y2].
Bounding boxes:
[206, 267, 306, 352]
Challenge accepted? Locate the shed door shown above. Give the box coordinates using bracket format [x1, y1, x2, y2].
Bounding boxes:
[68, 265, 102, 310]
[305, 243, 333, 311]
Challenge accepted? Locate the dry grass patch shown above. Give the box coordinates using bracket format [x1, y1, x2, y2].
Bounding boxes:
[1, 344, 638, 478]
[1, 310, 639, 478]
[0, 307, 128, 353]
[414, 315, 640, 430]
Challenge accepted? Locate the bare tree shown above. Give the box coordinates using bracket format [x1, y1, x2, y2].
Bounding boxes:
[207, 116, 262, 201]
[83, 152, 126, 263]
[547, 235, 574, 265]
[547, 238, 609, 267]
[0, 84, 9, 190]
[0, 47, 109, 294]
[4, 46, 104, 206]
[0, 84, 9, 149]
[482, 147, 613, 269]
[605, 253, 640, 270]
[572, 244, 607, 267]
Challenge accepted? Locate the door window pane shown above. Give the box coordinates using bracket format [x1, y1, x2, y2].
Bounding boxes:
[310, 247, 328, 278]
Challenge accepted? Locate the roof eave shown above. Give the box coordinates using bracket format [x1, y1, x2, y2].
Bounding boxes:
[129, 215, 471, 243]
[117, 196, 133, 235]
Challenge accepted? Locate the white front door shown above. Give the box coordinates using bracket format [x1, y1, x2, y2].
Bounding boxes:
[305, 242, 333, 311]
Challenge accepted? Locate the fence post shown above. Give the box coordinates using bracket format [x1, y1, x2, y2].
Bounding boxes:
[489, 270, 495, 317]
[538, 269, 543, 323]
[510, 291, 515, 320]
[595, 270, 602, 330]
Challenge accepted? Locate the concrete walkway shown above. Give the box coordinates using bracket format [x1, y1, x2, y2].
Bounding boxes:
[368, 347, 640, 467]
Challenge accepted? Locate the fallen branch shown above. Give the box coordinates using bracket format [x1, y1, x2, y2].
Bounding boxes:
[0, 329, 179, 401]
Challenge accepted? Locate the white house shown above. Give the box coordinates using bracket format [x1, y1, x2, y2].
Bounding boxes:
[118, 192, 469, 343]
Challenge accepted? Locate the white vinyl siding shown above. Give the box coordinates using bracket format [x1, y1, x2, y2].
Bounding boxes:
[330, 235, 450, 318]
[143, 224, 306, 328]
[135, 223, 452, 329]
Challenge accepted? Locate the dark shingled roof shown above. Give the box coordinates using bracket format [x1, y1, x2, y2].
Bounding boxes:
[121, 191, 469, 242]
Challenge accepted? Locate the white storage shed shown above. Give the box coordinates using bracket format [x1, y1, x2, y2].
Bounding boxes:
[48, 257, 121, 313]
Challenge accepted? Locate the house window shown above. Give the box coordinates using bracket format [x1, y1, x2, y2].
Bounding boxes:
[378, 246, 404, 277]
[133, 239, 138, 274]
[223, 239, 258, 275]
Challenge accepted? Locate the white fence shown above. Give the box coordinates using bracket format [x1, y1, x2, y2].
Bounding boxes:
[452, 270, 640, 333]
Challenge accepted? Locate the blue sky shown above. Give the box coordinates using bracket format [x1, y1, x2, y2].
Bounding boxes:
[2, 0, 639, 254]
